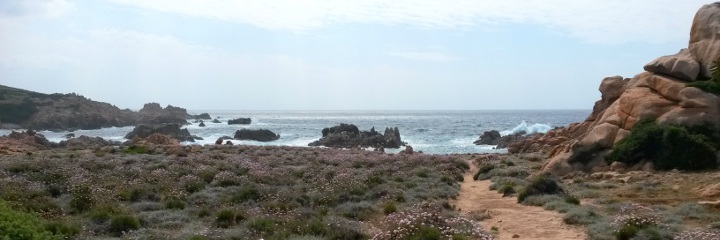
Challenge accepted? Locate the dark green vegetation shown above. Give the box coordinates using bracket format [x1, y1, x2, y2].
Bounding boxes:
[687, 62, 720, 94]
[0, 145, 491, 239]
[605, 118, 720, 171]
[517, 173, 564, 203]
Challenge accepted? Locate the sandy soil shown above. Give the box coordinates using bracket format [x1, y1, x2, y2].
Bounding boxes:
[451, 161, 586, 240]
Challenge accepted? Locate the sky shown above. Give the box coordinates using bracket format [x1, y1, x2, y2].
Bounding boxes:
[0, 0, 710, 110]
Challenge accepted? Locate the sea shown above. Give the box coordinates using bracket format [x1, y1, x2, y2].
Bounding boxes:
[0, 110, 590, 154]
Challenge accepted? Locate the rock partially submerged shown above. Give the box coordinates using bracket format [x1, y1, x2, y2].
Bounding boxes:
[125, 124, 198, 142]
[473, 130, 540, 149]
[234, 129, 280, 142]
[309, 124, 404, 149]
[228, 118, 251, 125]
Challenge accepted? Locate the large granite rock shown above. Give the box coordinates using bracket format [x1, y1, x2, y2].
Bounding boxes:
[689, 2, 720, 79]
[540, 72, 720, 175]
[125, 124, 196, 142]
[644, 49, 700, 81]
[233, 129, 280, 142]
[507, 4, 720, 175]
[228, 118, 251, 125]
[309, 124, 404, 149]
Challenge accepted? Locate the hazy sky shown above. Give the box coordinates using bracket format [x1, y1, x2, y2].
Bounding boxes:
[0, 0, 709, 110]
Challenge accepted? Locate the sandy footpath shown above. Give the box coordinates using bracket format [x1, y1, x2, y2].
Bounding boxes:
[451, 161, 586, 240]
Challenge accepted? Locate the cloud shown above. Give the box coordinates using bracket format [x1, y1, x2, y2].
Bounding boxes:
[0, 0, 73, 18]
[387, 51, 460, 62]
[108, 0, 706, 44]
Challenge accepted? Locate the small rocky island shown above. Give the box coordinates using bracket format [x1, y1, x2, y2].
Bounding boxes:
[308, 123, 404, 148]
[234, 129, 280, 142]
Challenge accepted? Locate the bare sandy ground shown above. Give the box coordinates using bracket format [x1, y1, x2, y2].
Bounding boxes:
[451, 161, 586, 240]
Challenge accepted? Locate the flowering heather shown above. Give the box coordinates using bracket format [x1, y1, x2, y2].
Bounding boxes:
[372, 203, 494, 240]
[610, 204, 662, 229]
[675, 229, 720, 240]
[0, 145, 468, 239]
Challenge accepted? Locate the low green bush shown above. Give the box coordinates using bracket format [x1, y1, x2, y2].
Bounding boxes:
[687, 80, 720, 95]
[517, 173, 564, 203]
[567, 143, 604, 164]
[605, 118, 719, 171]
[122, 145, 152, 154]
[215, 208, 245, 228]
[109, 214, 140, 236]
[0, 200, 63, 240]
[473, 165, 495, 180]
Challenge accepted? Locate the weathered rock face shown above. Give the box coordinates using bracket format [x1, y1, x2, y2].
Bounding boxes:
[541, 72, 720, 175]
[690, 2, 720, 78]
[0, 84, 200, 131]
[309, 124, 405, 149]
[228, 118, 251, 125]
[474, 130, 541, 149]
[512, 3, 720, 175]
[125, 124, 196, 142]
[473, 130, 501, 145]
[644, 49, 700, 81]
[234, 129, 280, 142]
[137, 103, 189, 125]
[0, 130, 54, 154]
[135, 133, 180, 145]
[59, 135, 117, 149]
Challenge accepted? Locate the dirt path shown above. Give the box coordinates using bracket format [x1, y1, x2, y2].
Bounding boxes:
[451, 161, 586, 240]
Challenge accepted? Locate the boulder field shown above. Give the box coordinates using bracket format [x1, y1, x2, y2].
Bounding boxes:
[512, 2, 720, 175]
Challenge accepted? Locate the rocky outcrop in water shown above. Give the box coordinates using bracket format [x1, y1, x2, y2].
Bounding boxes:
[234, 129, 280, 142]
[309, 124, 404, 149]
[228, 118, 251, 125]
[125, 124, 197, 142]
[137, 103, 190, 125]
[473, 130, 540, 149]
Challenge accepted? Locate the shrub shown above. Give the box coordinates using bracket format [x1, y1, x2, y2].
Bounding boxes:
[605, 118, 719, 171]
[687, 80, 720, 94]
[230, 185, 262, 202]
[0, 200, 62, 240]
[123, 145, 152, 154]
[567, 143, 604, 164]
[562, 207, 598, 225]
[109, 214, 140, 236]
[215, 209, 244, 228]
[164, 199, 186, 210]
[247, 218, 275, 235]
[499, 182, 516, 196]
[473, 165, 495, 180]
[383, 202, 398, 215]
[564, 195, 581, 205]
[517, 173, 564, 203]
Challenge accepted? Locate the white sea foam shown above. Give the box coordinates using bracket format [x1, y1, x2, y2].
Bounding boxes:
[500, 121, 552, 136]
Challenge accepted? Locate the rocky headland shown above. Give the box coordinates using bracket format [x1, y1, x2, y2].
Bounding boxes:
[507, 2, 720, 176]
[0, 85, 210, 131]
